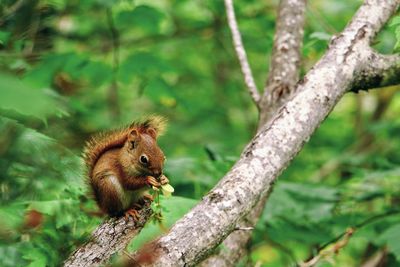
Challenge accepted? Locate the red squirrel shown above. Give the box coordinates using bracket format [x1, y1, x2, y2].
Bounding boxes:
[83, 116, 168, 219]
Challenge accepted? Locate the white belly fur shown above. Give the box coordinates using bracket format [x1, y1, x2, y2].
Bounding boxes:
[108, 175, 148, 209]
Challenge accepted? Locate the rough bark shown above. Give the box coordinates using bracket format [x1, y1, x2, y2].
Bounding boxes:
[198, 197, 267, 267]
[64, 204, 152, 267]
[200, 1, 306, 265]
[350, 50, 400, 92]
[136, 1, 400, 266]
[259, 0, 307, 125]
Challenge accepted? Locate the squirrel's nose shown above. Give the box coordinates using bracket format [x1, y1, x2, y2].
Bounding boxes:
[152, 169, 162, 178]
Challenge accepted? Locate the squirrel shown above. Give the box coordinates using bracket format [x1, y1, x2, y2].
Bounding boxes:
[83, 116, 169, 219]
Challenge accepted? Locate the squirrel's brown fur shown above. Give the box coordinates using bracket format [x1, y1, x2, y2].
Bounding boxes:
[82, 115, 167, 216]
[83, 116, 166, 179]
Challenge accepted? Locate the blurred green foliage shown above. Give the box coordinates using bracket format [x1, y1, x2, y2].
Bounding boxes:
[0, 0, 399, 266]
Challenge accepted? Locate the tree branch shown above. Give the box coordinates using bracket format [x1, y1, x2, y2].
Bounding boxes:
[224, 0, 261, 106]
[130, 1, 400, 266]
[350, 50, 400, 92]
[63, 204, 152, 267]
[259, 0, 307, 125]
[198, 197, 267, 267]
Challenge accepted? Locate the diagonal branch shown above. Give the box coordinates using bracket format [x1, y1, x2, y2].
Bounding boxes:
[224, 0, 261, 106]
[129, 1, 400, 266]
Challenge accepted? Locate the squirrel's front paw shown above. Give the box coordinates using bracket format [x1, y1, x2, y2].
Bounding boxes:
[125, 208, 140, 221]
[160, 174, 169, 185]
[146, 176, 161, 187]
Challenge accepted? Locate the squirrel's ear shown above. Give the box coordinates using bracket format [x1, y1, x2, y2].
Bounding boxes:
[146, 128, 157, 140]
[128, 129, 140, 141]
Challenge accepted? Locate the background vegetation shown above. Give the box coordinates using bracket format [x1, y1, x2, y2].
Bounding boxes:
[0, 0, 399, 266]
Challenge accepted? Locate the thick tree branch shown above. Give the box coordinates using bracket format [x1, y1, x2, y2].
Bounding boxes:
[198, 197, 267, 267]
[350, 50, 400, 92]
[64, 204, 152, 267]
[131, 1, 400, 266]
[259, 0, 307, 125]
[224, 0, 261, 106]
[200, 1, 307, 266]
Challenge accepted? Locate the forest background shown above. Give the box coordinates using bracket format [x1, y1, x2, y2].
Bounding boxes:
[0, 0, 400, 266]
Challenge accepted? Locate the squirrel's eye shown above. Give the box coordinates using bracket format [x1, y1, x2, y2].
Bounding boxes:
[140, 155, 148, 165]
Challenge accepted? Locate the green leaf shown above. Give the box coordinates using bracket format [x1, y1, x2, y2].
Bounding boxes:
[79, 61, 112, 86]
[309, 32, 331, 41]
[161, 183, 174, 197]
[95, 0, 120, 8]
[0, 31, 11, 45]
[23, 248, 47, 267]
[0, 204, 25, 229]
[379, 224, 400, 261]
[118, 52, 170, 83]
[394, 26, 400, 52]
[264, 182, 339, 224]
[116, 5, 164, 33]
[389, 16, 400, 27]
[0, 73, 61, 121]
[127, 196, 197, 251]
[144, 78, 177, 107]
[29, 199, 78, 216]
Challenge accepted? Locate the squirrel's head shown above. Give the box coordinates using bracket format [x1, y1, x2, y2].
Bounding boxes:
[120, 127, 165, 178]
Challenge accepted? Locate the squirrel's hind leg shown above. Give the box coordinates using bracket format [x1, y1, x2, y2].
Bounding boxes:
[92, 172, 126, 216]
[124, 208, 140, 221]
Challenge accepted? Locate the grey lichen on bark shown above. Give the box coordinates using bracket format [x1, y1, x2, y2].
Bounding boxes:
[64, 203, 152, 267]
[350, 50, 400, 92]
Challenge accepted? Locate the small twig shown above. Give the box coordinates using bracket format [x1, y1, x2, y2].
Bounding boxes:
[300, 228, 354, 267]
[233, 226, 254, 231]
[299, 209, 400, 267]
[123, 250, 136, 261]
[224, 0, 261, 107]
